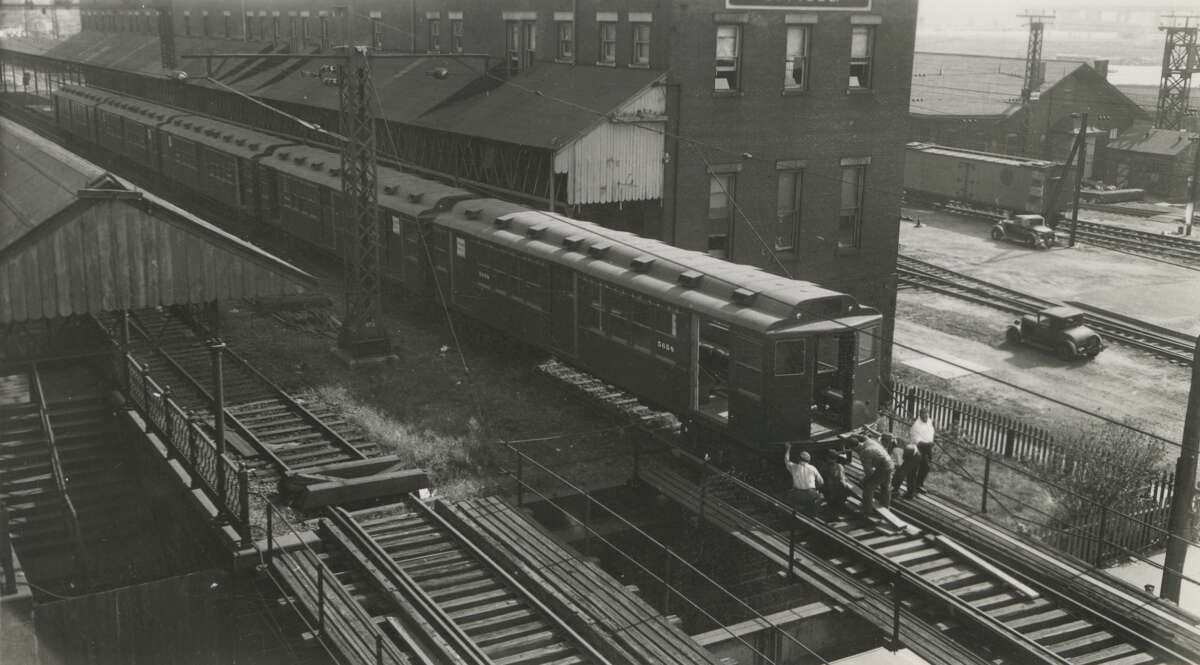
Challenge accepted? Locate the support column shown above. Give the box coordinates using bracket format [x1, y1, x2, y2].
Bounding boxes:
[1162, 338, 1200, 602]
[209, 339, 228, 506]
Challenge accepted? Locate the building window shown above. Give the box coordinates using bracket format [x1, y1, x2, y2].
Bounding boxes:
[183, 12, 190, 36]
[775, 170, 802, 251]
[522, 21, 536, 69]
[451, 19, 463, 52]
[428, 19, 440, 51]
[224, 11, 231, 37]
[849, 26, 874, 89]
[632, 23, 651, 67]
[272, 16, 280, 43]
[320, 16, 329, 50]
[201, 12, 209, 37]
[714, 25, 740, 91]
[708, 173, 735, 257]
[300, 16, 310, 46]
[371, 17, 382, 49]
[598, 21, 616, 65]
[506, 22, 521, 71]
[838, 164, 865, 248]
[784, 25, 810, 90]
[557, 21, 573, 60]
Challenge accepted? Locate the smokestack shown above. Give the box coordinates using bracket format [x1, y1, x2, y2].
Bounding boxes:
[1092, 59, 1109, 80]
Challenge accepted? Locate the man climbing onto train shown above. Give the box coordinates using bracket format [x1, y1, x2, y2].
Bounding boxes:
[821, 448, 853, 514]
[784, 443, 823, 515]
[852, 430, 893, 516]
[910, 409, 937, 495]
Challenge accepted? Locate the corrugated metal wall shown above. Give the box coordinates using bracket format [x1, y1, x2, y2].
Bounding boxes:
[0, 200, 309, 323]
[554, 84, 666, 205]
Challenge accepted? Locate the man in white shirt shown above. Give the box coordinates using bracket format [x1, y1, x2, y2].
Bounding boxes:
[785, 443, 823, 514]
[910, 409, 936, 495]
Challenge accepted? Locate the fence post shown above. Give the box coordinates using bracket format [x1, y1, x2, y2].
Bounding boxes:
[981, 453, 992, 514]
[1095, 507, 1109, 567]
[788, 508, 797, 581]
[140, 366, 150, 410]
[905, 387, 915, 419]
[583, 494, 593, 558]
[891, 569, 903, 650]
[187, 415, 200, 487]
[317, 566, 326, 634]
[0, 501, 13, 595]
[1004, 428, 1015, 458]
[266, 505, 274, 565]
[662, 550, 672, 614]
[238, 463, 250, 543]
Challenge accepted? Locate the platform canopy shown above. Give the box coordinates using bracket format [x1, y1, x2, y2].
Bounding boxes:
[0, 117, 316, 324]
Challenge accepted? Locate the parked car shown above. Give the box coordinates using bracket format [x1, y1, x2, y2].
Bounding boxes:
[1006, 306, 1105, 360]
[991, 214, 1058, 248]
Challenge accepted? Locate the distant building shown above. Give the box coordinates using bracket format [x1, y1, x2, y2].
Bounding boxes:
[1100, 127, 1197, 201]
[909, 52, 1146, 172]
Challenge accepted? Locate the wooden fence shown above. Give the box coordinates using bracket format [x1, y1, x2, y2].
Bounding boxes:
[1032, 502, 1173, 567]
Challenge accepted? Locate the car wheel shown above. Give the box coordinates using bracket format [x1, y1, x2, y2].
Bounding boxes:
[1027, 236, 1037, 248]
[1057, 340, 1077, 361]
[990, 228, 1004, 240]
[1006, 327, 1021, 345]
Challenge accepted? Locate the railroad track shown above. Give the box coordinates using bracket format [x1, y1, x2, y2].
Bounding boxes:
[94, 308, 377, 474]
[332, 498, 610, 665]
[896, 255, 1195, 365]
[1071, 220, 1200, 266]
[642, 453, 1193, 665]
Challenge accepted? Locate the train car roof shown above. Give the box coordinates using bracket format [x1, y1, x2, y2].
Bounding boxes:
[90, 91, 182, 125]
[906, 142, 1060, 169]
[265, 142, 475, 218]
[435, 199, 874, 334]
[54, 86, 112, 106]
[162, 113, 291, 159]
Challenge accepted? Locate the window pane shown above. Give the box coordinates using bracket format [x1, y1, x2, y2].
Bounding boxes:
[709, 174, 730, 215]
[775, 340, 806, 376]
[785, 26, 808, 88]
[715, 26, 738, 58]
[851, 26, 871, 58]
[775, 171, 800, 251]
[857, 327, 878, 363]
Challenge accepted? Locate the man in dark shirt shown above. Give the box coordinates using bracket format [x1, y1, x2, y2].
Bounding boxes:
[852, 432, 893, 515]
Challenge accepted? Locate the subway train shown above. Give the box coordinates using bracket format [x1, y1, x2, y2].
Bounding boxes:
[904, 142, 1072, 222]
[52, 84, 883, 452]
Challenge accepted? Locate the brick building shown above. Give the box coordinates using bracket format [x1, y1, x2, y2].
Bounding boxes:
[1100, 128, 1198, 201]
[10, 0, 919, 373]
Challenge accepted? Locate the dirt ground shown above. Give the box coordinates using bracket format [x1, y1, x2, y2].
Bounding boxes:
[896, 207, 1196, 449]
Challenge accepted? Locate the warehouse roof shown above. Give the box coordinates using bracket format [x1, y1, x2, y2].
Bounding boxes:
[0, 117, 314, 322]
[414, 63, 666, 150]
[910, 52, 1137, 119]
[1107, 127, 1198, 157]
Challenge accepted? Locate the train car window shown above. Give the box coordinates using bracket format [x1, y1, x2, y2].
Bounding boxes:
[774, 340, 806, 376]
[580, 278, 602, 331]
[630, 299, 654, 351]
[605, 288, 630, 341]
[816, 336, 840, 374]
[857, 326, 878, 364]
[654, 309, 677, 338]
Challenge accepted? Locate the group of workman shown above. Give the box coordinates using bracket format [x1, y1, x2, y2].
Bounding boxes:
[784, 410, 937, 517]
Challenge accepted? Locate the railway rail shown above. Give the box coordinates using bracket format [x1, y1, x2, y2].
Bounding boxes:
[1070, 220, 1200, 266]
[896, 255, 1195, 365]
[640, 450, 1194, 665]
[94, 308, 377, 474]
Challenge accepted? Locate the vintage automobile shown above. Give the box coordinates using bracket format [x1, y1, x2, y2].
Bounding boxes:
[1006, 306, 1106, 360]
[990, 214, 1058, 248]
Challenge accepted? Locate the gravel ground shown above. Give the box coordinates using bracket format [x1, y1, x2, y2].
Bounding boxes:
[896, 207, 1194, 451]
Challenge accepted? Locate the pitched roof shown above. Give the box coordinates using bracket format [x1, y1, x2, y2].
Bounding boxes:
[1107, 127, 1197, 157]
[413, 62, 666, 149]
[910, 52, 1109, 118]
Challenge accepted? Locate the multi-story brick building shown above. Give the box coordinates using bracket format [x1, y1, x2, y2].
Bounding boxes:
[23, 0, 917, 374]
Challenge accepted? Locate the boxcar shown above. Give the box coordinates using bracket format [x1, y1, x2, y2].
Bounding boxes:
[905, 142, 1068, 219]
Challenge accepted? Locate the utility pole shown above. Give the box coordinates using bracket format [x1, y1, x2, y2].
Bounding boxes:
[1163, 338, 1200, 603]
[1188, 136, 1199, 237]
[1155, 14, 1198, 131]
[1018, 11, 1054, 156]
[1068, 112, 1087, 248]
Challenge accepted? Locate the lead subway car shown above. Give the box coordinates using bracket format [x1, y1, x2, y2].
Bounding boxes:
[426, 201, 882, 451]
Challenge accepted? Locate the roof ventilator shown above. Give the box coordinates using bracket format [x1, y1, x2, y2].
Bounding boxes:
[732, 288, 758, 306]
[407, 192, 424, 204]
[310, 161, 324, 171]
[678, 271, 703, 288]
[294, 156, 307, 165]
[493, 216, 511, 229]
[248, 142, 260, 150]
[383, 185, 399, 195]
[526, 224, 547, 239]
[328, 167, 341, 176]
[631, 256, 655, 272]
[587, 243, 612, 259]
[234, 138, 246, 146]
[464, 207, 483, 220]
[563, 235, 586, 251]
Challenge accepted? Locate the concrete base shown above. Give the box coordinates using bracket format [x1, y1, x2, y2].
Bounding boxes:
[330, 346, 398, 368]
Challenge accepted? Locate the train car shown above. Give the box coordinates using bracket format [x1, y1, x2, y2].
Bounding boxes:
[92, 95, 179, 171]
[52, 86, 108, 144]
[905, 142, 1069, 220]
[377, 172, 475, 287]
[431, 201, 882, 449]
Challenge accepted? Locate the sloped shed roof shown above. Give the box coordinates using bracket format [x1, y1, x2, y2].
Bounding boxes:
[0, 117, 314, 323]
[1107, 127, 1197, 157]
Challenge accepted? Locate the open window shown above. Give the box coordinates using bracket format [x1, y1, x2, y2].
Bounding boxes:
[698, 320, 731, 423]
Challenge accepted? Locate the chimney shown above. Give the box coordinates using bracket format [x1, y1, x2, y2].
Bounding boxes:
[1092, 59, 1109, 80]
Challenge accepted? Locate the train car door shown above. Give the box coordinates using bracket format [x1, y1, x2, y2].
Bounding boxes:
[851, 324, 880, 427]
[956, 161, 975, 201]
[728, 331, 766, 442]
[766, 338, 811, 442]
[812, 332, 854, 432]
[694, 318, 731, 425]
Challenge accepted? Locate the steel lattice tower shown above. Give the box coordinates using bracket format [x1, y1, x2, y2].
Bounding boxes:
[1156, 16, 1198, 131]
[1018, 12, 1054, 156]
[336, 44, 390, 358]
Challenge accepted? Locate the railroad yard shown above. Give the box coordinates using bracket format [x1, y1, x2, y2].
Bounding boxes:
[7, 2, 1200, 665]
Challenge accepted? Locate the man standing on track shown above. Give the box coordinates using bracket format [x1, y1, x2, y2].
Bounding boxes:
[785, 443, 823, 514]
[853, 431, 893, 516]
[910, 409, 936, 495]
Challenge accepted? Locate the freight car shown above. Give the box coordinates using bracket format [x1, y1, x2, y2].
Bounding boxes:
[51, 84, 883, 451]
[905, 142, 1072, 223]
